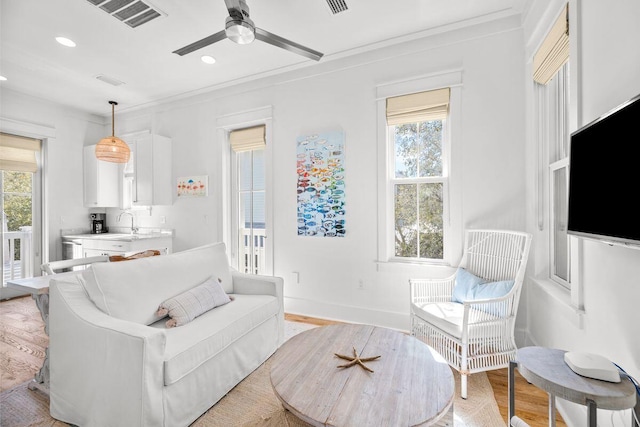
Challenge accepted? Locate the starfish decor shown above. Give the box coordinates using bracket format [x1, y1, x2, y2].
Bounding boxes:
[334, 347, 381, 373]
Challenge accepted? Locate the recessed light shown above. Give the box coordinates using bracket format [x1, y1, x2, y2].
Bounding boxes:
[56, 37, 76, 47]
[0, 76, 7, 81]
[201, 55, 216, 65]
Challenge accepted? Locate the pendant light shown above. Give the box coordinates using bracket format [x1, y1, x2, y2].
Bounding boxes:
[95, 101, 130, 163]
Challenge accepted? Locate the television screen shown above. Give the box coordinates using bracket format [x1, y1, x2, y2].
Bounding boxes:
[567, 93, 640, 247]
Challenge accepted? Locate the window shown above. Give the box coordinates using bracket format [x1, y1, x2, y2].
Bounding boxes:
[390, 111, 446, 260]
[377, 83, 456, 264]
[534, 4, 571, 289]
[230, 125, 267, 275]
[546, 63, 570, 287]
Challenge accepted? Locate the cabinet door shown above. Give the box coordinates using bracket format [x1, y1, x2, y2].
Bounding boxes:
[124, 134, 172, 207]
[132, 136, 154, 206]
[83, 145, 120, 207]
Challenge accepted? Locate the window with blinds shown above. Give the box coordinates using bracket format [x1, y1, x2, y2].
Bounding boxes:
[386, 88, 450, 260]
[534, 4, 572, 290]
[230, 125, 267, 275]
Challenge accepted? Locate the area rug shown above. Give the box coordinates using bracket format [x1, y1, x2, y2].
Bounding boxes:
[0, 321, 505, 427]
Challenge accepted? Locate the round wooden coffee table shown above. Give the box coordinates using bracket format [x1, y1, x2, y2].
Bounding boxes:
[270, 323, 454, 426]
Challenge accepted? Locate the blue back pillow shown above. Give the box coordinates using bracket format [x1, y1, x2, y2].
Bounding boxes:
[451, 267, 515, 304]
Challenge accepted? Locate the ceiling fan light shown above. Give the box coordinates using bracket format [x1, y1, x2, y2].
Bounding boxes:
[225, 18, 255, 44]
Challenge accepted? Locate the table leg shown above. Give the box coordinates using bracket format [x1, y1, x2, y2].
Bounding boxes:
[30, 292, 50, 393]
[548, 393, 556, 427]
[509, 360, 516, 421]
[586, 399, 597, 427]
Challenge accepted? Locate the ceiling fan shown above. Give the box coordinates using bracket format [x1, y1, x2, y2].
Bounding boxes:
[173, 0, 324, 61]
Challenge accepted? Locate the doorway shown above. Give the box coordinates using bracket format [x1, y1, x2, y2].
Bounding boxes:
[0, 132, 43, 299]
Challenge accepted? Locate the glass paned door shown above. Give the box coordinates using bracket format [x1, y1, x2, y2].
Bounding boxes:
[1, 170, 35, 285]
[237, 149, 266, 274]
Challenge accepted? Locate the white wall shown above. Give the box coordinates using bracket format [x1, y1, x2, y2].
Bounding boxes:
[2, 1, 530, 365]
[105, 15, 528, 332]
[0, 89, 104, 263]
[523, 0, 640, 425]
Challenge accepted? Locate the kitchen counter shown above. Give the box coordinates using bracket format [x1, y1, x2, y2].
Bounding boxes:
[62, 228, 174, 257]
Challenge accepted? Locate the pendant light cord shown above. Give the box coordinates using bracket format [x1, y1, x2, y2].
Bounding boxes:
[109, 100, 117, 137]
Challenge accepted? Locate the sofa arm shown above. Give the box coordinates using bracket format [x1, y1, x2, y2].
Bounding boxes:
[231, 271, 283, 299]
[49, 278, 167, 427]
[231, 271, 284, 345]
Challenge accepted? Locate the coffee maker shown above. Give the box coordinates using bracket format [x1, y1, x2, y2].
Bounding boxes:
[90, 213, 108, 234]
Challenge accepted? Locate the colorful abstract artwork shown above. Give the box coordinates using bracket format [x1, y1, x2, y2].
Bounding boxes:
[177, 175, 208, 197]
[296, 131, 345, 237]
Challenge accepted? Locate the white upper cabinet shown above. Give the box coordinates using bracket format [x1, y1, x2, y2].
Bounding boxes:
[122, 131, 172, 207]
[83, 145, 121, 207]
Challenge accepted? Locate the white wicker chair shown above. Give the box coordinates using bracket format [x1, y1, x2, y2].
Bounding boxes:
[410, 229, 532, 399]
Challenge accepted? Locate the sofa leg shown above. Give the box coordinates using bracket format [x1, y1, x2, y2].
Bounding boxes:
[461, 373, 468, 399]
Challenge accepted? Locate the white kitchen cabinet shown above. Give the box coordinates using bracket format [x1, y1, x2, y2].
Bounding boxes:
[83, 145, 121, 207]
[123, 131, 172, 207]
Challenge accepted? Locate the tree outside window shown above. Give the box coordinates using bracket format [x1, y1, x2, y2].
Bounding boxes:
[393, 120, 444, 259]
[2, 170, 33, 258]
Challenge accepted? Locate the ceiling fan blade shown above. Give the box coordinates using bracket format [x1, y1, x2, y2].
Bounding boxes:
[172, 30, 227, 56]
[254, 27, 323, 61]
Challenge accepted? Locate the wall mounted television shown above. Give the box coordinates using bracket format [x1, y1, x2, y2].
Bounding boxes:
[567, 92, 640, 248]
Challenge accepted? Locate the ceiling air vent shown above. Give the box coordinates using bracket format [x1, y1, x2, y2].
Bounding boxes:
[86, 0, 164, 28]
[95, 74, 125, 86]
[326, 0, 348, 14]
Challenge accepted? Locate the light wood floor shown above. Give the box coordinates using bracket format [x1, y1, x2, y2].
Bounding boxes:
[0, 297, 565, 426]
[285, 313, 566, 427]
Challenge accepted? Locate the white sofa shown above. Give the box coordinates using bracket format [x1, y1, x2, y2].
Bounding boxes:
[49, 242, 284, 427]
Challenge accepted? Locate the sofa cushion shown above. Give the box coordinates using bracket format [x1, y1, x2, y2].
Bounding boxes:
[151, 294, 279, 385]
[80, 242, 233, 325]
[157, 276, 232, 328]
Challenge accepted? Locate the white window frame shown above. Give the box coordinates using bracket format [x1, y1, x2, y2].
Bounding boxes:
[216, 107, 273, 275]
[543, 63, 571, 290]
[376, 71, 463, 267]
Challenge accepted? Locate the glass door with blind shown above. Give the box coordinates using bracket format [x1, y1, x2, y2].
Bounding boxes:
[229, 125, 272, 275]
[0, 133, 43, 296]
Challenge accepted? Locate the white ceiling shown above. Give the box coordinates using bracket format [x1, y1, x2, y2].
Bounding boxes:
[1, 0, 526, 117]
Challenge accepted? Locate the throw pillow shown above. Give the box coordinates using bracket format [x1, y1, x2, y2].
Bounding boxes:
[156, 276, 233, 328]
[451, 267, 488, 303]
[451, 267, 515, 303]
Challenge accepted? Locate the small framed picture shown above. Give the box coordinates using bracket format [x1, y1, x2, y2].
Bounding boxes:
[177, 175, 208, 197]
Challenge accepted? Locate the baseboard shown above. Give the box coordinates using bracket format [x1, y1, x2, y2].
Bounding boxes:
[284, 296, 410, 332]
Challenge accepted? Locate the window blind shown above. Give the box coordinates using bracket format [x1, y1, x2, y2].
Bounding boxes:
[533, 4, 569, 85]
[0, 133, 41, 173]
[386, 88, 450, 125]
[230, 125, 265, 152]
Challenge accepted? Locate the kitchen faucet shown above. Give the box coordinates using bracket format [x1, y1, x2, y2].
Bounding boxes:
[116, 211, 137, 235]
